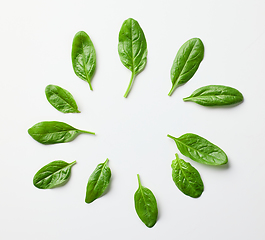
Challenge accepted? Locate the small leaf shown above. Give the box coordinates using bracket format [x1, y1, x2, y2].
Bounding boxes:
[28, 121, 95, 144]
[167, 133, 228, 165]
[183, 85, 244, 106]
[33, 160, 76, 189]
[85, 159, 111, 203]
[169, 38, 204, 96]
[118, 18, 148, 98]
[72, 31, 96, 90]
[171, 153, 204, 198]
[45, 84, 80, 113]
[134, 174, 158, 228]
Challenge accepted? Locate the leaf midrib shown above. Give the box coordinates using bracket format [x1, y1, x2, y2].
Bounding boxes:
[50, 89, 76, 110]
[174, 137, 217, 164]
[36, 161, 75, 186]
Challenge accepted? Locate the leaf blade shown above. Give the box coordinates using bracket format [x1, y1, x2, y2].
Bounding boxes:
[168, 133, 228, 165]
[33, 160, 76, 189]
[85, 159, 111, 203]
[72, 31, 96, 90]
[183, 85, 244, 106]
[134, 174, 158, 228]
[169, 38, 204, 96]
[45, 84, 80, 113]
[118, 18, 147, 97]
[28, 121, 95, 144]
[171, 153, 204, 198]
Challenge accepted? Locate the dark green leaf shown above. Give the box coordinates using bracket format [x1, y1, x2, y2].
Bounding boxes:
[118, 18, 147, 98]
[183, 85, 244, 106]
[167, 133, 228, 165]
[72, 31, 96, 91]
[33, 160, 76, 189]
[134, 174, 158, 228]
[169, 38, 204, 96]
[171, 153, 204, 198]
[45, 84, 80, 113]
[85, 159, 111, 203]
[28, 121, 95, 144]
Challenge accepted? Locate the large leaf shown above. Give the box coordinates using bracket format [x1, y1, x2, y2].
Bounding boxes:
[118, 18, 147, 97]
[167, 133, 228, 165]
[72, 31, 96, 90]
[33, 160, 76, 189]
[85, 159, 111, 203]
[171, 153, 204, 198]
[134, 174, 158, 228]
[28, 121, 95, 144]
[183, 85, 244, 106]
[169, 38, 204, 96]
[45, 84, 80, 113]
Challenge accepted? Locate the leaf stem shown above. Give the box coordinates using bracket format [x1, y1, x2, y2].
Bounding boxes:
[80, 130, 95, 135]
[183, 97, 191, 101]
[104, 158, 109, 164]
[137, 174, 141, 187]
[124, 72, 135, 98]
[168, 86, 176, 96]
[70, 160, 77, 166]
[88, 80, 93, 91]
[167, 134, 174, 140]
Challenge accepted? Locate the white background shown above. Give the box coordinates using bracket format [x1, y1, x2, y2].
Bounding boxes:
[1, 0, 264, 239]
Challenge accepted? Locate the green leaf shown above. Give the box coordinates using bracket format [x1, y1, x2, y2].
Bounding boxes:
[85, 159, 111, 203]
[183, 85, 244, 106]
[167, 133, 228, 165]
[134, 174, 158, 228]
[33, 160, 76, 189]
[118, 18, 147, 98]
[72, 31, 96, 91]
[28, 121, 95, 144]
[168, 38, 204, 96]
[171, 153, 204, 198]
[45, 84, 80, 113]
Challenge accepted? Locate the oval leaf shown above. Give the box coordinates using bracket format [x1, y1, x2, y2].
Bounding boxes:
[33, 160, 76, 189]
[167, 133, 228, 165]
[134, 174, 158, 228]
[85, 159, 111, 203]
[72, 31, 96, 91]
[28, 121, 95, 144]
[45, 84, 80, 113]
[183, 85, 244, 106]
[171, 153, 204, 198]
[169, 38, 204, 96]
[118, 18, 147, 98]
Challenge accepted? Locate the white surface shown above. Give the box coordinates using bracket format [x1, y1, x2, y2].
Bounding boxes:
[1, 0, 265, 239]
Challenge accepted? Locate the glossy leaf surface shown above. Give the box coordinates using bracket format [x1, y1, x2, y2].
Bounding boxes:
[118, 18, 147, 97]
[134, 174, 158, 228]
[171, 153, 204, 198]
[33, 160, 76, 189]
[28, 121, 95, 144]
[183, 85, 244, 106]
[168, 133, 228, 165]
[72, 31, 96, 90]
[85, 159, 111, 203]
[45, 84, 80, 113]
[169, 38, 204, 96]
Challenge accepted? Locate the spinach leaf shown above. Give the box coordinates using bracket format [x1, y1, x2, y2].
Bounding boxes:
[171, 153, 204, 198]
[183, 85, 244, 106]
[169, 38, 204, 96]
[72, 31, 96, 90]
[28, 121, 95, 144]
[85, 159, 111, 203]
[118, 18, 147, 98]
[134, 174, 158, 228]
[45, 84, 80, 113]
[167, 133, 228, 165]
[33, 160, 76, 189]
